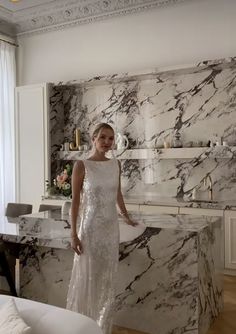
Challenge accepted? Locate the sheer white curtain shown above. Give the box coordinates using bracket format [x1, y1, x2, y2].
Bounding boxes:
[0, 41, 16, 218]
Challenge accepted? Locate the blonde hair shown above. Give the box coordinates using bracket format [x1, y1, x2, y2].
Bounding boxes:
[91, 123, 114, 139]
[90, 123, 115, 158]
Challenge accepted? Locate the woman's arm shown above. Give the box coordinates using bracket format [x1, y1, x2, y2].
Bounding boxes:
[117, 161, 137, 226]
[70, 160, 85, 255]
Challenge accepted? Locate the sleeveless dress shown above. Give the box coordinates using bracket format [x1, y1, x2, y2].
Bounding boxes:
[66, 159, 120, 334]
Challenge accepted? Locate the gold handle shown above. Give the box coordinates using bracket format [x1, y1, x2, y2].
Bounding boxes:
[75, 128, 80, 148]
[69, 142, 77, 150]
[69, 128, 81, 150]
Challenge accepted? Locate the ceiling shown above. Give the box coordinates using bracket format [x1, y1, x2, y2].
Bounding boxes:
[0, 0, 189, 37]
[0, 0, 53, 11]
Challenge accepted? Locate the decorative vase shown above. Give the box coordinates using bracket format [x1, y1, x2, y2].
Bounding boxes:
[116, 132, 129, 150]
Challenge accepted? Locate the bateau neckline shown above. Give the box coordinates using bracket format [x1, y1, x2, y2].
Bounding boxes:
[85, 158, 113, 162]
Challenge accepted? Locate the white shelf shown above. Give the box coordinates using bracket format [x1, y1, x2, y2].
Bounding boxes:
[58, 146, 236, 160]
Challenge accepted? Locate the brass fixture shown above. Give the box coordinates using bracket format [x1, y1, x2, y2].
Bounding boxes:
[204, 174, 213, 200]
[192, 174, 213, 201]
[69, 128, 81, 150]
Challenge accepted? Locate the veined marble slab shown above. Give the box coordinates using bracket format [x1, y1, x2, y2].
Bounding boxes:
[59, 146, 236, 160]
[0, 211, 146, 249]
[55, 56, 236, 87]
[42, 193, 236, 210]
[115, 216, 223, 334]
[0, 212, 223, 334]
[50, 56, 236, 201]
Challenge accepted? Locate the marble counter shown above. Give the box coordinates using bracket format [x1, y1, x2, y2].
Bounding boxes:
[0, 211, 223, 334]
[116, 215, 223, 334]
[0, 210, 146, 249]
[43, 194, 236, 210]
[0, 210, 215, 249]
[124, 194, 236, 210]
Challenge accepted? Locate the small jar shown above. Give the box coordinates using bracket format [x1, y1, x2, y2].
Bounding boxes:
[173, 130, 182, 148]
[192, 188, 197, 200]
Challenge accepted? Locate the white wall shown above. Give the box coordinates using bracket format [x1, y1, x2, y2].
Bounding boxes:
[16, 0, 236, 86]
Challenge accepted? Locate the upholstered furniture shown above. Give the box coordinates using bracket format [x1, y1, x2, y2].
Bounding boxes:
[5, 203, 33, 218]
[0, 295, 103, 334]
[38, 204, 61, 212]
[0, 298, 31, 333]
[0, 243, 17, 296]
[0, 203, 32, 296]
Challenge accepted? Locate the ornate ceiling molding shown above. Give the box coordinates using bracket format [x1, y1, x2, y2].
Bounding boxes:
[0, 0, 189, 37]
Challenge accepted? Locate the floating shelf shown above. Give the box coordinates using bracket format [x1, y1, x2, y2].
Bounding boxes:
[57, 146, 236, 160]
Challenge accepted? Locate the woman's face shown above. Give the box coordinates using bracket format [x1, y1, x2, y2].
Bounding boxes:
[93, 128, 114, 153]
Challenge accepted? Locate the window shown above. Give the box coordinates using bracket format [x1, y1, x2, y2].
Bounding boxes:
[0, 40, 16, 217]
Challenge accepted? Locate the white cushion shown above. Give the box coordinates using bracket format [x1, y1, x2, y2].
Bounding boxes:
[0, 298, 31, 334]
[0, 295, 103, 334]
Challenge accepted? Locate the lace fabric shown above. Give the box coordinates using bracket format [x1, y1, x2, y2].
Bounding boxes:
[66, 159, 120, 334]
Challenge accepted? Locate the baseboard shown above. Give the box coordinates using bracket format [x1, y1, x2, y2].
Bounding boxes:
[224, 269, 236, 276]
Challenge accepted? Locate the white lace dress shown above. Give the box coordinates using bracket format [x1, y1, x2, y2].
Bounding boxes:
[66, 159, 120, 334]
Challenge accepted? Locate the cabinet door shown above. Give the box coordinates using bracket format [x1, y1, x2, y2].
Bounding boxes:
[15, 83, 50, 211]
[224, 210, 236, 270]
[139, 205, 179, 215]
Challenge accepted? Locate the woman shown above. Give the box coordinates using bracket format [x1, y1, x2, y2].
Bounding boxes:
[66, 123, 137, 334]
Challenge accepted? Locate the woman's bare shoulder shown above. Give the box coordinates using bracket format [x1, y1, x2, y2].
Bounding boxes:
[73, 160, 85, 174]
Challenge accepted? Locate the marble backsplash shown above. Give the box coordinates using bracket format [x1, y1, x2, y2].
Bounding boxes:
[49, 56, 236, 200]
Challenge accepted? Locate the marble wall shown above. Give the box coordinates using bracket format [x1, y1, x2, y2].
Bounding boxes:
[49, 56, 236, 200]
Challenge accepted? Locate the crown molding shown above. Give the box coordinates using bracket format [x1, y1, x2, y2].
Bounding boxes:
[0, 6, 12, 21]
[0, 19, 16, 37]
[0, 0, 189, 37]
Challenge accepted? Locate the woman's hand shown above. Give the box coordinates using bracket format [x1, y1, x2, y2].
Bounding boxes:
[119, 212, 139, 227]
[125, 218, 138, 227]
[71, 235, 83, 256]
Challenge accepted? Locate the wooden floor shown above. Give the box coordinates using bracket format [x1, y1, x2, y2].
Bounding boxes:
[207, 275, 236, 334]
[113, 275, 236, 334]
